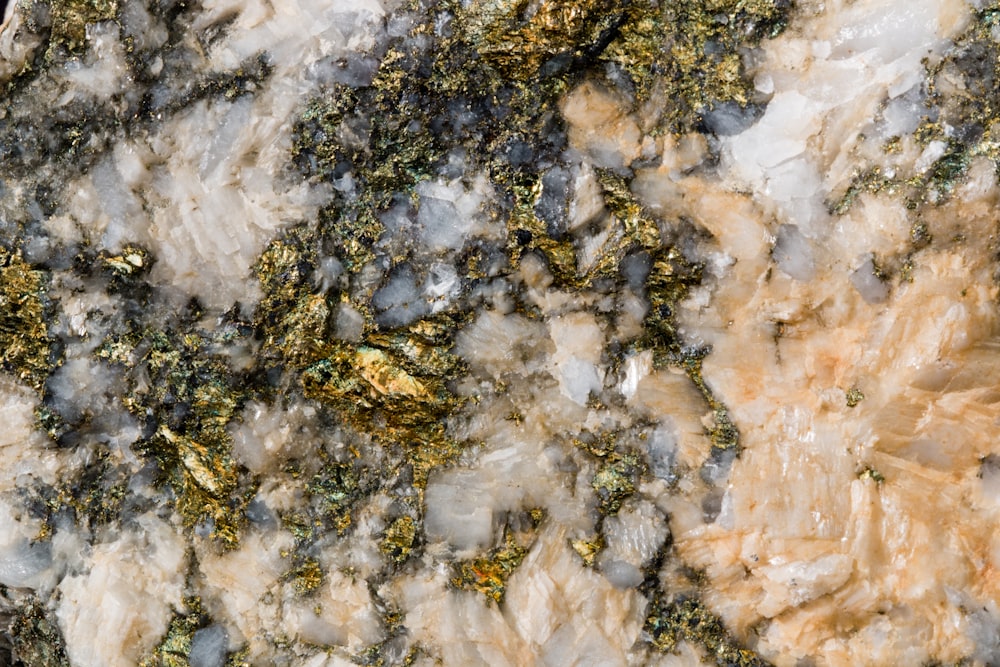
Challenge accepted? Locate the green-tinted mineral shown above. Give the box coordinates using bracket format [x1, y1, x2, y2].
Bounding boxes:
[0, 250, 52, 391]
[645, 597, 771, 667]
[9, 599, 71, 667]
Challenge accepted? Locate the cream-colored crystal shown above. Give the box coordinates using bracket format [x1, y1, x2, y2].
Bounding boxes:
[57, 514, 186, 667]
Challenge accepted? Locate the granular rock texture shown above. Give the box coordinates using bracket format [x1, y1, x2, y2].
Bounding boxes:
[1, 1, 999, 666]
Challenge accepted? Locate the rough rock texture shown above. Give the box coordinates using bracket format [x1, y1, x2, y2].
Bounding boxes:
[1, 0, 999, 666]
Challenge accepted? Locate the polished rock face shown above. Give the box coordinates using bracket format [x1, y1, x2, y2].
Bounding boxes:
[1, 1, 999, 666]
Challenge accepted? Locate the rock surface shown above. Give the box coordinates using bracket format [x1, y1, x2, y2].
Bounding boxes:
[0, 1, 998, 666]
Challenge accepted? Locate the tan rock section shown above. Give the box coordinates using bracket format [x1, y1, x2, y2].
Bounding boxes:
[673, 197, 1000, 665]
[605, 0, 1000, 663]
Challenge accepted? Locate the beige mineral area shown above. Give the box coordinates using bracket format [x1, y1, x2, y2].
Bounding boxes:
[668, 190, 1000, 665]
[196, 530, 291, 660]
[57, 513, 186, 667]
[389, 525, 646, 666]
[554, 0, 1000, 663]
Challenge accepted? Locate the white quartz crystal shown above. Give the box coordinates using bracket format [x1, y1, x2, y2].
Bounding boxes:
[548, 311, 605, 406]
[57, 514, 186, 667]
[188, 625, 228, 667]
[196, 530, 292, 660]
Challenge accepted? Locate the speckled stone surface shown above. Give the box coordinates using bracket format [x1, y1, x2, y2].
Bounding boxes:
[2, 1, 1000, 666]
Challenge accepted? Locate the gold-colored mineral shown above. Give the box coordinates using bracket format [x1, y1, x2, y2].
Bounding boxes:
[49, 0, 118, 52]
[452, 529, 529, 604]
[0, 249, 52, 392]
[645, 597, 770, 667]
[380, 515, 418, 564]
